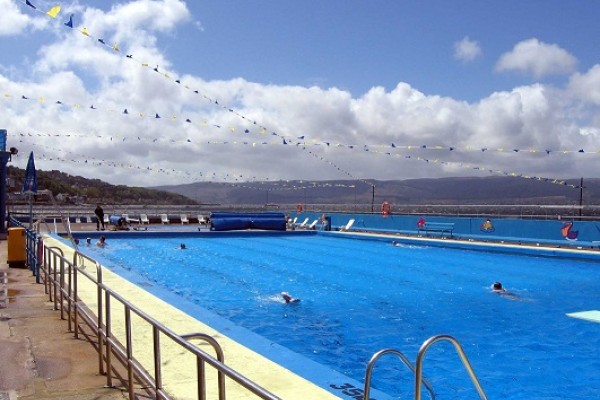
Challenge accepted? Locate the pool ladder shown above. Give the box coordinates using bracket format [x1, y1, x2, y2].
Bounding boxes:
[363, 334, 488, 400]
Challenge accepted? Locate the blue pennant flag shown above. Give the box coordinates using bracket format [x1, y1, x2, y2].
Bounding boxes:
[23, 151, 38, 194]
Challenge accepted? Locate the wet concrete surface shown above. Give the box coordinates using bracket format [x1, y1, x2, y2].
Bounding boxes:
[0, 238, 128, 400]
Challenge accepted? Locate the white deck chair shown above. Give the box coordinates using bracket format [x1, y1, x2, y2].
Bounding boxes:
[140, 214, 150, 224]
[123, 214, 140, 223]
[198, 215, 207, 225]
[306, 219, 318, 230]
[75, 216, 82, 223]
[160, 214, 170, 224]
[180, 214, 189, 224]
[296, 217, 309, 228]
[340, 218, 355, 231]
[103, 215, 110, 224]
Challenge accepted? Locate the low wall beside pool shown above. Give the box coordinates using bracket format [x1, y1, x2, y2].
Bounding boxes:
[291, 212, 600, 247]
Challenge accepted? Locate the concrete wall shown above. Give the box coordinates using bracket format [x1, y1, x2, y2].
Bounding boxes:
[291, 212, 600, 246]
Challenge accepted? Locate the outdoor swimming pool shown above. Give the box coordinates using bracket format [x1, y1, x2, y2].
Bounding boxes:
[82, 232, 600, 399]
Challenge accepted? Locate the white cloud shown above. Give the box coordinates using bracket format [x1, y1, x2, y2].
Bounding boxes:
[568, 65, 600, 105]
[496, 38, 577, 78]
[0, 2, 598, 187]
[0, 0, 49, 35]
[454, 36, 482, 62]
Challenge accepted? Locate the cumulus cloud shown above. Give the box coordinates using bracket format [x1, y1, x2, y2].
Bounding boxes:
[0, 2, 597, 187]
[453, 36, 482, 62]
[0, 0, 49, 35]
[568, 65, 600, 105]
[496, 38, 577, 78]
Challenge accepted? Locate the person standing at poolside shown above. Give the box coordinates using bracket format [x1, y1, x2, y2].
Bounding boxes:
[94, 204, 105, 231]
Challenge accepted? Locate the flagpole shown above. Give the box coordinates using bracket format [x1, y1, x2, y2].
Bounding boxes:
[29, 193, 33, 229]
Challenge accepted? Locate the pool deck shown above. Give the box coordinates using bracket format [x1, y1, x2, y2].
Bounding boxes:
[1, 222, 599, 399]
[0, 235, 128, 399]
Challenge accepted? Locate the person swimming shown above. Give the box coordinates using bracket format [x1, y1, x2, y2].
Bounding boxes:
[180, 243, 187, 249]
[97, 235, 107, 247]
[491, 281, 519, 299]
[281, 291, 300, 303]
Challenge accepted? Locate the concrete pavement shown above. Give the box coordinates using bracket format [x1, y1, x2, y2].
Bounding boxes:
[0, 238, 127, 400]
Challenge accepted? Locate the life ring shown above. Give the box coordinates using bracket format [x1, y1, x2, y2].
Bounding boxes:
[297, 203, 303, 213]
[381, 201, 391, 216]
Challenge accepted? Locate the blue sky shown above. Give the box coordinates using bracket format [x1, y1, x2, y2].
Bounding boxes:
[178, 1, 597, 100]
[1, 0, 599, 189]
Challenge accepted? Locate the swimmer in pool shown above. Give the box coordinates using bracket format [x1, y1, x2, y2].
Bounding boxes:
[97, 235, 107, 247]
[180, 243, 187, 249]
[491, 282, 519, 299]
[281, 292, 300, 303]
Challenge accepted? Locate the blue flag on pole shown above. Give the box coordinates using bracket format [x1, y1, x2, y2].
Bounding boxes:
[23, 151, 38, 194]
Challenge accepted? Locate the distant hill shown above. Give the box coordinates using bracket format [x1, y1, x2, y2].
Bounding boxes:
[7, 166, 197, 205]
[155, 176, 600, 206]
[7, 164, 598, 207]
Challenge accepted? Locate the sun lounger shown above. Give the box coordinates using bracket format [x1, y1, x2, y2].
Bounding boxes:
[198, 215, 208, 225]
[140, 214, 150, 224]
[123, 214, 140, 223]
[180, 214, 189, 224]
[296, 217, 309, 228]
[160, 214, 170, 224]
[306, 219, 318, 230]
[340, 219, 355, 231]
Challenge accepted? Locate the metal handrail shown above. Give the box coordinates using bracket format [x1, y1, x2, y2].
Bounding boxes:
[43, 243, 282, 400]
[414, 334, 488, 400]
[363, 348, 435, 400]
[181, 332, 227, 400]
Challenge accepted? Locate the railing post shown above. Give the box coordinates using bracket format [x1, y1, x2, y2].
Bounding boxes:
[415, 335, 488, 400]
[104, 291, 111, 382]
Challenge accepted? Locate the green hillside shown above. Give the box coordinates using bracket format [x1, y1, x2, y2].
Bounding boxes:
[7, 166, 197, 205]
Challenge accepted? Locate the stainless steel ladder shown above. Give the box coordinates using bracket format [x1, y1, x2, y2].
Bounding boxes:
[363, 334, 488, 400]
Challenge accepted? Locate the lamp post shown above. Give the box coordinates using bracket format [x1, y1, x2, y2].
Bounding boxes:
[0, 129, 17, 240]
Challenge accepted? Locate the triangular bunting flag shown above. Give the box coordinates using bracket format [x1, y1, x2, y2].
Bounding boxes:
[46, 5, 61, 18]
[64, 14, 73, 28]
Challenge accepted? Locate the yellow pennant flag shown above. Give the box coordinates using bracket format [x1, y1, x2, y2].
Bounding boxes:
[81, 27, 90, 36]
[46, 5, 61, 18]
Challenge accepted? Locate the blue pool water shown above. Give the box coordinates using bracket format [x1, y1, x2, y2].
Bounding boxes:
[82, 233, 600, 399]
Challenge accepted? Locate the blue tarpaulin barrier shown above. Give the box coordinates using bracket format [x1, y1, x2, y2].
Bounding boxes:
[210, 212, 287, 231]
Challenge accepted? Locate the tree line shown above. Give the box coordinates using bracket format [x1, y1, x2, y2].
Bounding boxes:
[8, 166, 197, 205]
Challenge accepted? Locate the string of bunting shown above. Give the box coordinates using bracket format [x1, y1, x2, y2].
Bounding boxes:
[18, 138, 369, 192]
[5, 92, 600, 156]
[14, 2, 584, 189]
[15, 133, 581, 189]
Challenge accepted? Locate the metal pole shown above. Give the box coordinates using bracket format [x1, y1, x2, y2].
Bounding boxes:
[579, 177, 584, 219]
[0, 152, 8, 239]
[371, 185, 375, 213]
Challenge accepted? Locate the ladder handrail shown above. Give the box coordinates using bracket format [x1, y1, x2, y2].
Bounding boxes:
[363, 348, 436, 400]
[414, 334, 488, 400]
